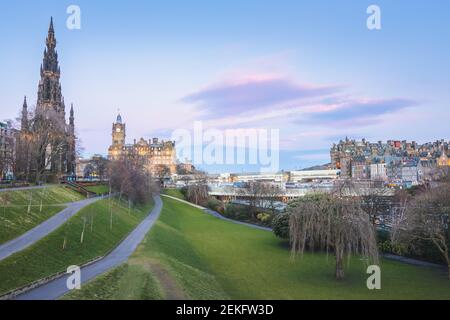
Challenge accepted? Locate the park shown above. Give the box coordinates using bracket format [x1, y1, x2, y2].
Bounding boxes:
[63, 192, 450, 300]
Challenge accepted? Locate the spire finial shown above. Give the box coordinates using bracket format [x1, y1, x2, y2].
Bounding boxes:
[116, 110, 122, 124]
[49, 17, 54, 33]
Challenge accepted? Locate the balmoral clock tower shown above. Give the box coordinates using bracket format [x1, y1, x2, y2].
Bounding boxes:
[108, 113, 126, 160]
[112, 113, 126, 146]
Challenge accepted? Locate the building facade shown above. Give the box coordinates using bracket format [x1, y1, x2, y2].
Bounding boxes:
[0, 121, 16, 180]
[108, 114, 177, 175]
[330, 137, 449, 184]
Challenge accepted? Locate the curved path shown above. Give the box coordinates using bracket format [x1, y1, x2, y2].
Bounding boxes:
[0, 196, 104, 261]
[15, 195, 162, 300]
[0, 185, 49, 193]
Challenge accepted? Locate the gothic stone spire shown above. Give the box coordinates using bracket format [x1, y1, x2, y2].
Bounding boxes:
[21, 96, 29, 131]
[37, 17, 63, 114]
[69, 103, 75, 130]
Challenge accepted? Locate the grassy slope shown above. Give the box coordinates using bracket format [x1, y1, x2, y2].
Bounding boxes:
[65, 197, 450, 300]
[0, 186, 84, 244]
[161, 188, 185, 200]
[63, 264, 163, 300]
[0, 197, 154, 295]
[84, 185, 110, 195]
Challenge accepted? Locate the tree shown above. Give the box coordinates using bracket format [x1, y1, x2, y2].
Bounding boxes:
[237, 181, 265, 217]
[83, 163, 95, 178]
[289, 193, 378, 280]
[185, 172, 209, 205]
[262, 183, 283, 215]
[15, 107, 71, 183]
[359, 180, 393, 225]
[237, 181, 283, 217]
[392, 180, 450, 279]
[108, 150, 158, 205]
[153, 164, 171, 186]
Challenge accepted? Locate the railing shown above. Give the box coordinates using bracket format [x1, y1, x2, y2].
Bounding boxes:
[61, 181, 97, 198]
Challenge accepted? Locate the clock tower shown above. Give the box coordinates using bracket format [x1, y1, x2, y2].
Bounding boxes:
[112, 113, 126, 146]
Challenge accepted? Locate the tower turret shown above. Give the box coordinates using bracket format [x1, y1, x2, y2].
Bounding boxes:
[21, 96, 29, 131]
[69, 103, 75, 134]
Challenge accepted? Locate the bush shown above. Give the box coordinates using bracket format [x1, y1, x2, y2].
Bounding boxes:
[256, 212, 271, 223]
[224, 203, 250, 221]
[206, 197, 224, 214]
[180, 186, 188, 197]
[377, 229, 444, 263]
[272, 211, 290, 239]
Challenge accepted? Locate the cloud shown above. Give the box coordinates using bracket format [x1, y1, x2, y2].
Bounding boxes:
[293, 149, 331, 161]
[181, 75, 339, 118]
[303, 98, 417, 127]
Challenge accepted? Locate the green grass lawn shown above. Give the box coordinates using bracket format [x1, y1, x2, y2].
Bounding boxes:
[161, 188, 185, 200]
[0, 197, 154, 295]
[84, 185, 110, 195]
[0, 186, 84, 245]
[65, 196, 450, 300]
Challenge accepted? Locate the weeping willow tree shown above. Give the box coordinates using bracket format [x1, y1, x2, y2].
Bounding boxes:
[289, 193, 379, 280]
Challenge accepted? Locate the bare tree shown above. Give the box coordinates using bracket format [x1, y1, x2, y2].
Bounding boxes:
[237, 181, 265, 217]
[185, 172, 209, 205]
[392, 180, 450, 279]
[289, 193, 379, 280]
[14, 108, 70, 183]
[108, 150, 157, 205]
[261, 183, 283, 215]
[237, 181, 283, 216]
[153, 164, 171, 186]
[359, 180, 393, 225]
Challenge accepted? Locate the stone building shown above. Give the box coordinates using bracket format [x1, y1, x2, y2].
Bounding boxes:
[108, 113, 177, 175]
[15, 18, 76, 180]
[437, 146, 450, 167]
[0, 121, 16, 180]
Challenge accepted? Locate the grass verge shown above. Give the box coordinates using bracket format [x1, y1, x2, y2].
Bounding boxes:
[161, 188, 185, 200]
[0, 197, 153, 295]
[84, 185, 110, 195]
[0, 186, 84, 244]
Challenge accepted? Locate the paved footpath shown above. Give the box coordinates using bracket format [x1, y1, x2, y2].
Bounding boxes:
[15, 195, 162, 300]
[0, 196, 104, 261]
[0, 185, 48, 193]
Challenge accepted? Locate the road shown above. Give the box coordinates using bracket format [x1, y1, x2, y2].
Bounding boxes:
[15, 195, 162, 300]
[0, 196, 103, 261]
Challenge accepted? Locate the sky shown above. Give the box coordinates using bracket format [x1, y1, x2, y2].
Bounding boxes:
[0, 0, 449, 173]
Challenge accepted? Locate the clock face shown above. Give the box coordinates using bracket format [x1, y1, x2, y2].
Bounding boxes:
[116, 128, 121, 132]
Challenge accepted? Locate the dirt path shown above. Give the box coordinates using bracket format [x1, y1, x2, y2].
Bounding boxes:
[131, 258, 187, 300]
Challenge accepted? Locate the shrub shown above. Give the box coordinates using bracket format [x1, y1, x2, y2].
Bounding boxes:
[256, 212, 271, 223]
[224, 203, 250, 220]
[206, 197, 224, 213]
[272, 211, 290, 239]
[180, 186, 188, 197]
